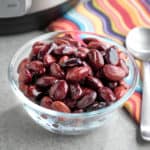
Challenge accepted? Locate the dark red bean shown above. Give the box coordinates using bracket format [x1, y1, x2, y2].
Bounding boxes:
[75, 47, 89, 59]
[114, 85, 127, 99]
[18, 33, 130, 113]
[98, 101, 107, 108]
[61, 32, 75, 39]
[32, 41, 45, 49]
[36, 76, 57, 89]
[50, 63, 65, 79]
[88, 41, 108, 51]
[19, 83, 28, 96]
[53, 45, 76, 55]
[47, 42, 58, 54]
[37, 44, 51, 60]
[105, 46, 119, 65]
[100, 51, 106, 56]
[17, 58, 29, 73]
[77, 89, 97, 109]
[69, 83, 83, 100]
[40, 96, 53, 109]
[59, 56, 69, 65]
[86, 102, 99, 112]
[78, 47, 89, 53]
[54, 38, 70, 45]
[66, 66, 90, 82]
[103, 64, 126, 81]
[95, 70, 104, 79]
[82, 62, 93, 76]
[107, 82, 118, 89]
[68, 38, 87, 47]
[30, 42, 50, 60]
[62, 46, 77, 55]
[119, 80, 130, 89]
[86, 101, 107, 112]
[50, 101, 71, 113]
[19, 69, 32, 83]
[75, 51, 87, 59]
[86, 76, 103, 90]
[64, 98, 77, 108]
[118, 59, 129, 76]
[52, 45, 65, 55]
[83, 38, 100, 44]
[49, 80, 68, 100]
[20, 84, 42, 102]
[43, 54, 56, 66]
[99, 87, 116, 103]
[27, 60, 45, 75]
[61, 58, 83, 68]
[27, 85, 41, 100]
[82, 88, 92, 95]
[88, 49, 104, 70]
[30, 44, 44, 60]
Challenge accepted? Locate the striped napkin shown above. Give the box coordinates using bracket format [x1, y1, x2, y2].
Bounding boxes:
[48, 0, 150, 123]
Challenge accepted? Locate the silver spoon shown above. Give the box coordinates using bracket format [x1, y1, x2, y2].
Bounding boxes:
[126, 27, 150, 141]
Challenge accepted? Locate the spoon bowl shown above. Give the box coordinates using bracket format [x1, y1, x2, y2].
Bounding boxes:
[126, 27, 150, 61]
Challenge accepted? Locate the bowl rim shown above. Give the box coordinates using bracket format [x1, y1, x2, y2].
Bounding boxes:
[8, 30, 139, 118]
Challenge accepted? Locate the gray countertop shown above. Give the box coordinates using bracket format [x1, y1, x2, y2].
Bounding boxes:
[0, 31, 150, 150]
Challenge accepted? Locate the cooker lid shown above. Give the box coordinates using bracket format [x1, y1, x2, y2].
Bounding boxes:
[0, 0, 78, 35]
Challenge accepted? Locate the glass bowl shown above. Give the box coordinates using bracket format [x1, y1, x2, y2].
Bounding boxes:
[8, 31, 139, 135]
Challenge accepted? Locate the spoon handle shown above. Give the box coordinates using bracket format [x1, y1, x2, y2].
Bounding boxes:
[140, 62, 150, 141]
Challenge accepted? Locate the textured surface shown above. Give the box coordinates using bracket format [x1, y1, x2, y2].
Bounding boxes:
[48, 0, 150, 123]
[0, 31, 150, 150]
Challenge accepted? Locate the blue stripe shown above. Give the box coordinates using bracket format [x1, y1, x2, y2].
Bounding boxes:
[64, 9, 95, 32]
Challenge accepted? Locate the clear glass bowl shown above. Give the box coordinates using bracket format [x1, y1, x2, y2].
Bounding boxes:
[8, 31, 139, 135]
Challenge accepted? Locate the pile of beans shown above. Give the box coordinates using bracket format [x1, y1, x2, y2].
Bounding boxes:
[18, 33, 129, 113]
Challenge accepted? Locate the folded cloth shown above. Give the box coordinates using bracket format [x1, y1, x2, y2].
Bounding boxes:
[48, 0, 150, 123]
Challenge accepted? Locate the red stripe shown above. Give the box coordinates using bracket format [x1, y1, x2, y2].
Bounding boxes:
[61, 19, 79, 30]
[55, 18, 79, 30]
[109, 0, 135, 29]
[133, 92, 142, 101]
[48, 18, 80, 31]
[128, 97, 137, 121]
[127, 91, 142, 122]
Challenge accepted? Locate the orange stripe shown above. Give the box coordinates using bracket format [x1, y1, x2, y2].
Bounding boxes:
[124, 92, 141, 123]
[96, 0, 125, 35]
[109, 0, 135, 29]
[118, 0, 150, 27]
[133, 92, 142, 122]
[49, 19, 79, 30]
[102, 0, 129, 34]
[131, 0, 150, 25]
[93, 0, 123, 44]
[97, 0, 128, 34]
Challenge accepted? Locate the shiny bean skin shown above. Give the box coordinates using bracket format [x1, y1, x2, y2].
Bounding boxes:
[49, 80, 68, 100]
[77, 89, 97, 109]
[18, 32, 129, 113]
[50, 63, 65, 79]
[69, 83, 83, 100]
[50, 101, 71, 113]
[66, 66, 90, 82]
[88, 49, 104, 70]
